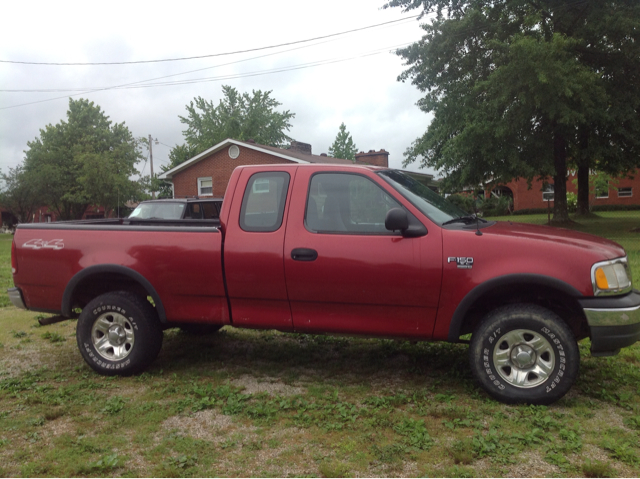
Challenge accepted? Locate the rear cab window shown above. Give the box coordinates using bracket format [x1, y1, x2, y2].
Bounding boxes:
[239, 172, 290, 232]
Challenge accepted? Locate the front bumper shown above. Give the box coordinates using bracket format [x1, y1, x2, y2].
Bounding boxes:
[7, 287, 27, 310]
[580, 290, 640, 356]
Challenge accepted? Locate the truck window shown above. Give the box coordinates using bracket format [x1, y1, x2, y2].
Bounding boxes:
[305, 173, 401, 234]
[239, 172, 290, 232]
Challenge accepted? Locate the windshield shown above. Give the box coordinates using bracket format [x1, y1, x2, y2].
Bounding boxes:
[128, 202, 186, 220]
[378, 170, 468, 225]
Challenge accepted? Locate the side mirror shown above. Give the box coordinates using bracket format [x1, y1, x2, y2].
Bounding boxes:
[385, 208, 409, 232]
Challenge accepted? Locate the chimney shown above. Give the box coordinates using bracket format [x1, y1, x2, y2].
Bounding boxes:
[289, 140, 312, 155]
[246, 139, 255, 144]
[320, 153, 327, 157]
[355, 149, 389, 167]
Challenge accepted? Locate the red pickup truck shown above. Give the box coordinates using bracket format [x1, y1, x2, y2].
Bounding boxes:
[8, 164, 640, 405]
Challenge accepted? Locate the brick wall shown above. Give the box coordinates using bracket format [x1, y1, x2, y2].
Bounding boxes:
[355, 150, 389, 167]
[498, 170, 640, 211]
[171, 145, 295, 198]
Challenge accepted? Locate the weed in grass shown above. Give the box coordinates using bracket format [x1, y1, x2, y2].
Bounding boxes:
[44, 408, 64, 421]
[243, 440, 263, 451]
[27, 417, 45, 427]
[319, 461, 352, 478]
[623, 415, 640, 430]
[393, 418, 433, 451]
[85, 453, 121, 473]
[545, 452, 574, 473]
[10, 330, 27, 338]
[166, 454, 198, 469]
[601, 437, 640, 466]
[443, 465, 476, 478]
[450, 439, 477, 465]
[371, 443, 406, 464]
[583, 458, 617, 478]
[41, 331, 65, 343]
[24, 431, 40, 443]
[102, 395, 126, 415]
[0, 438, 8, 447]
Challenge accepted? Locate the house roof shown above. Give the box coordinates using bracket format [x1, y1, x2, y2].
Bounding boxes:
[158, 138, 354, 180]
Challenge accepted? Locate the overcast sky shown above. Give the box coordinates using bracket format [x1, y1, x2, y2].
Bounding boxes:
[0, 0, 436, 179]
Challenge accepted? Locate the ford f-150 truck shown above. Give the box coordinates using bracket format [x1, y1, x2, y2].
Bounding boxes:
[8, 164, 640, 404]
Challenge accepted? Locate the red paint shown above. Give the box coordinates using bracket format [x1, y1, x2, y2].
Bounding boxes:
[12, 164, 628, 340]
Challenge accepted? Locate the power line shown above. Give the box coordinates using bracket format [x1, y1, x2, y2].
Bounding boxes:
[0, 16, 419, 66]
[0, 43, 412, 110]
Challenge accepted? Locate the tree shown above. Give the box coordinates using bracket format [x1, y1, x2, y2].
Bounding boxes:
[23, 98, 144, 219]
[328, 123, 358, 162]
[177, 85, 295, 156]
[386, 0, 640, 222]
[0, 165, 41, 223]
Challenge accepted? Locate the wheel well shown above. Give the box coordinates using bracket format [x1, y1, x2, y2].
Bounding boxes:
[457, 284, 589, 341]
[68, 273, 152, 315]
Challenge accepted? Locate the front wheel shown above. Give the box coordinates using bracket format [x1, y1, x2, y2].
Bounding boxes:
[469, 304, 579, 405]
[76, 291, 163, 376]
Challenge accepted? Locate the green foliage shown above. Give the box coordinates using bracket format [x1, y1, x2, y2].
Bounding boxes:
[41, 331, 66, 343]
[393, 418, 433, 450]
[101, 396, 126, 415]
[0, 165, 40, 224]
[22, 98, 144, 220]
[176, 85, 295, 158]
[583, 459, 617, 478]
[328, 123, 358, 162]
[387, 0, 640, 223]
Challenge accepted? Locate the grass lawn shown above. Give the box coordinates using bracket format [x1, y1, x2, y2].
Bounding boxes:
[1, 218, 640, 477]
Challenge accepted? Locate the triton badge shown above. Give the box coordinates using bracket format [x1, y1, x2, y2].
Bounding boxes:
[448, 257, 474, 269]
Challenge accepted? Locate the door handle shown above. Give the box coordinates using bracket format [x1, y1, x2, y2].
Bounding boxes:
[291, 248, 318, 261]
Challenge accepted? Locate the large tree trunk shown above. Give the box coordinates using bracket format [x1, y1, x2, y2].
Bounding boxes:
[552, 131, 570, 223]
[576, 130, 590, 216]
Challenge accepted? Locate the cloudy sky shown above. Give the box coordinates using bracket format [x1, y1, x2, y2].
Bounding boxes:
[0, 0, 436, 179]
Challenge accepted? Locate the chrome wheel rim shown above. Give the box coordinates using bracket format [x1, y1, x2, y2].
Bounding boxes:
[91, 311, 135, 361]
[492, 329, 555, 388]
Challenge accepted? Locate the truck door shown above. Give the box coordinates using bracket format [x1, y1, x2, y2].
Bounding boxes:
[284, 169, 443, 339]
[223, 168, 295, 330]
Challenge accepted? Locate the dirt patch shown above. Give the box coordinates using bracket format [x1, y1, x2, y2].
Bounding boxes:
[230, 375, 304, 396]
[503, 451, 557, 477]
[160, 410, 238, 441]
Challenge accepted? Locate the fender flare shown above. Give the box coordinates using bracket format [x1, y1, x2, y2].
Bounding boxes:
[61, 264, 167, 323]
[447, 274, 583, 342]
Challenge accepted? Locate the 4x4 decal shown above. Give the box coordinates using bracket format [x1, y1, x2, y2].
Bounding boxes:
[22, 239, 65, 250]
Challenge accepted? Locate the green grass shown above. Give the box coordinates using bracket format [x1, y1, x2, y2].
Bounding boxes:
[1, 218, 640, 477]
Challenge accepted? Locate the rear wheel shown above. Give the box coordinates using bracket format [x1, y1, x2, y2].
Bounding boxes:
[469, 304, 579, 405]
[76, 292, 163, 375]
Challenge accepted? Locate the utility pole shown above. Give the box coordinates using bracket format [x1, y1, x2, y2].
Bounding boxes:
[149, 134, 156, 199]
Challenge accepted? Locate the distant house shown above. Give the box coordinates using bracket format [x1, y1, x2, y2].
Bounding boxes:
[488, 171, 640, 212]
[159, 138, 439, 198]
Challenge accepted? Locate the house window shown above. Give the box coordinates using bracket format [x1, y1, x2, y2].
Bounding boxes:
[596, 182, 609, 199]
[618, 187, 633, 198]
[542, 184, 554, 202]
[198, 177, 213, 196]
[252, 178, 271, 194]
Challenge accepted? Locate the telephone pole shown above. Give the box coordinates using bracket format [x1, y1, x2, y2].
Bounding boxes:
[149, 134, 156, 199]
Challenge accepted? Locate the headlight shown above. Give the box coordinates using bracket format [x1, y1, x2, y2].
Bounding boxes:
[592, 257, 632, 296]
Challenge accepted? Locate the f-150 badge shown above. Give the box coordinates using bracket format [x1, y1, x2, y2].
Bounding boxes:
[448, 257, 473, 269]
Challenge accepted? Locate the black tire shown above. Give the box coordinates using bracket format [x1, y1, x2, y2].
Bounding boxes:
[469, 304, 579, 405]
[178, 323, 223, 335]
[76, 291, 163, 376]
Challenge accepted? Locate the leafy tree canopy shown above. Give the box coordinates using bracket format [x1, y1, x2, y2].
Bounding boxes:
[22, 98, 144, 220]
[0, 165, 40, 223]
[386, 0, 640, 222]
[328, 123, 358, 162]
[177, 85, 295, 157]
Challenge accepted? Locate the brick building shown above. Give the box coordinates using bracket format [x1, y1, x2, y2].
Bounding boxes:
[159, 139, 396, 198]
[490, 171, 640, 211]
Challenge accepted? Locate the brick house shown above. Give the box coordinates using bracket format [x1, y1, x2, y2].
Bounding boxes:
[159, 139, 401, 198]
[488, 171, 640, 212]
